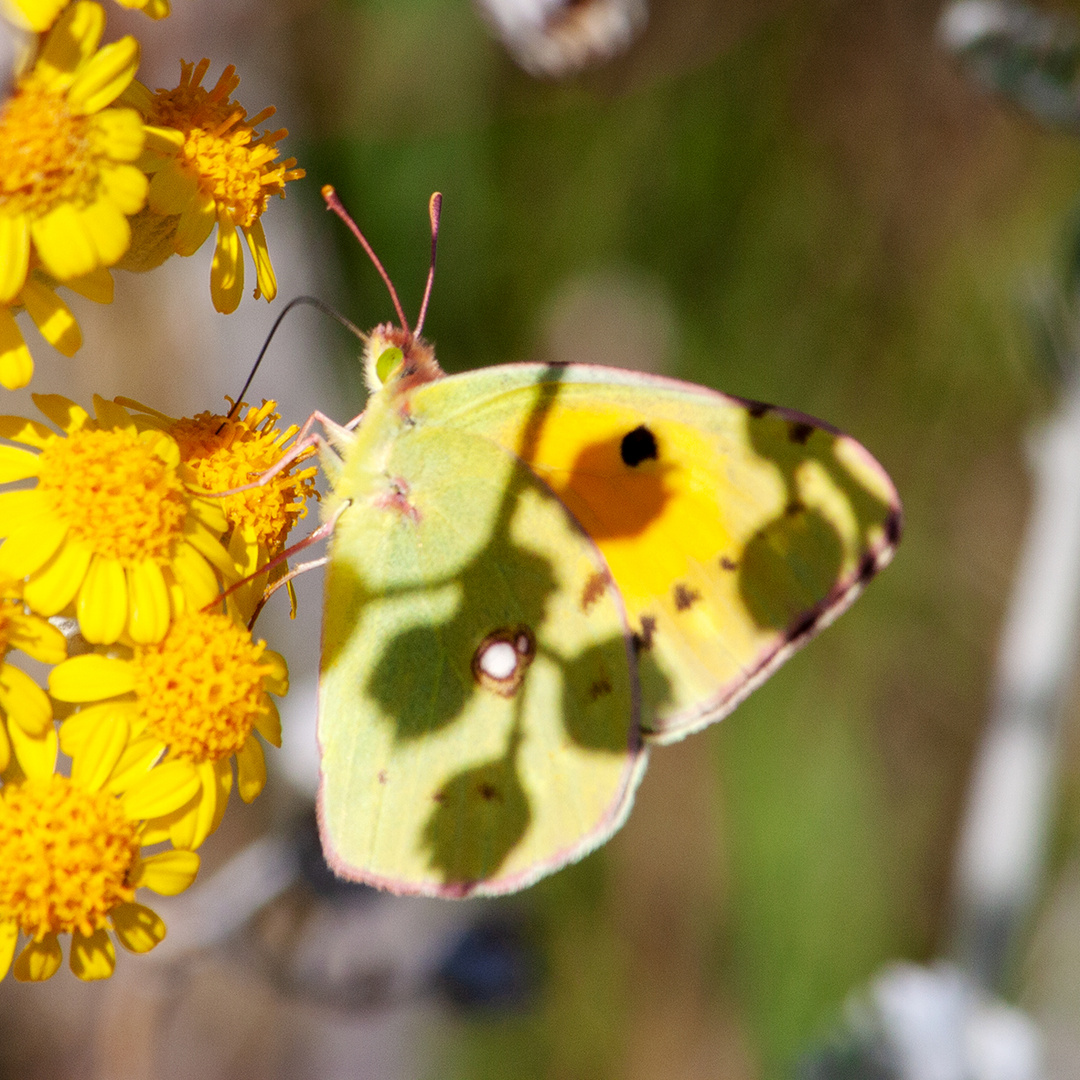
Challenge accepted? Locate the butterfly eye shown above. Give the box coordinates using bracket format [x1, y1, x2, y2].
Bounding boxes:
[376, 346, 405, 383]
[473, 626, 537, 697]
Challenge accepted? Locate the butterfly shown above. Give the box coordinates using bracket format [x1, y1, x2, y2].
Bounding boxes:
[305, 189, 901, 898]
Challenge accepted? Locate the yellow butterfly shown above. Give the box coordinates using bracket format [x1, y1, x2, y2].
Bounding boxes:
[307, 190, 900, 897]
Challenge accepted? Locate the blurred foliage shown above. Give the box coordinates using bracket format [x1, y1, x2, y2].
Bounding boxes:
[287, 0, 1080, 1076]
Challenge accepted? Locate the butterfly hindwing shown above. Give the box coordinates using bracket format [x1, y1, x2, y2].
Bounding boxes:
[411, 363, 901, 744]
[318, 413, 646, 897]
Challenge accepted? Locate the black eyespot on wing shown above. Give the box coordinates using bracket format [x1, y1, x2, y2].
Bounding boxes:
[746, 401, 770, 419]
[885, 508, 903, 546]
[720, 556, 738, 571]
[620, 425, 658, 467]
[786, 610, 819, 643]
[789, 421, 814, 445]
[857, 552, 878, 584]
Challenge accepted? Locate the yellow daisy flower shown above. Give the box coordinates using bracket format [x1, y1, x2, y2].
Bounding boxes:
[1, 0, 168, 33]
[120, 397, 319, 621]
[0, 576, 66, 773]
[0, 266, 112, 390]
[0, 394, 237, 645]
[118, 59, 305, 314]
[0, 716, 201, 982]
[0, 2, 149, 309]
[50, 609, 287, 851]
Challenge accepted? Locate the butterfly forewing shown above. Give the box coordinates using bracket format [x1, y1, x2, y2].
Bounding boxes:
[413, 363, 901, 744]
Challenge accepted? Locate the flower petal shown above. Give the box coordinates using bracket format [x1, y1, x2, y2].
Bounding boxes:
[59, 701, 126, 756]
[110, 902, 165, 954]
[0, 445, 42, 484]
[37, 1, 104, 88]
[77, 554, 128, 644]
[236, 734, 266, 803]
[9, 719, 58, 779]
[148, 162, 199, 216]
[7, 615, 67, 664]
[210, 216, 243, 315]
[62, 266, 114, 304]
[0, 664, 53, 736]
[0, 517, 68, 578]
[31, 202, 97, 281]
[0, 722, 10, 773]
[71, 712, 129, 792]
[78, 197, 131, 267]
[67, 36, 139, 114]
[70, 928, 115, 980]
[261, 649, 289, 695]
[0, 309, 34, 391]
[23, 539, 91, 615]
[49, 654, 135, 702]
[0, 214, 31, 303]
[105, 733, 163, 793]
[243, 220, 276, 302]
[253, 698, 281, 748]
[21, 277, 82, 357]
[0, 920, 17, 981]
[13, 934, 62, 981]
[174, 190, 216, 256]
[132, 848, 199, 896]
[169, 540, 221, 611]
[98, 163, 149, 215]
[32, 393, 90, 433]
[126, 559, 171, 644]
[121, 759, 200, 819]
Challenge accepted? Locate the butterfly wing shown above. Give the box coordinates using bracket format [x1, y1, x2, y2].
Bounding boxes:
[411, 362, 901, 744]
[318, 414, 645, 898]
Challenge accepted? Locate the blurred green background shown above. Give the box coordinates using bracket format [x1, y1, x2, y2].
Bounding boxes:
[287, 0, 1080, 1075]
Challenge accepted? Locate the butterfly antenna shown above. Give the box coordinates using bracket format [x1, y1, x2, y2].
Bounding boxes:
[220, 296, 366, 429]
[414, 192, 442, 338]
[322, 184, 412, 338]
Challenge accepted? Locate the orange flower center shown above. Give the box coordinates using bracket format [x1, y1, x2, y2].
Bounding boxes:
[133, 611, 270, 762]
[171, 403, 315, 550]
[36, 428, 188, 565]
[0, 77, 95, 217]
[0, 775, 138, 939]
[148, 62, 300, 228]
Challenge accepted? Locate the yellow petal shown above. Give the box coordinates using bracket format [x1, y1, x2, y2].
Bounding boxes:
[117, 78, 154, 114]
[77, 554, 128, 644]
[132, 848, 200, 895]
[261, 650, 289, 695]
[0, 416, 54, 448]
[69, 928, 115, 980]
[170, 540, 222, 612]
[110, 902, 165, 953]
[0, 309, 33, 391]
[0, 444, 41, 484]
[63, 266, 114, 304]
[207, 756, 233, 836]
[186, 761, 221, 849]
[141, 124, 183, 155]
[23, 539, 91, 615]
[71, 713, 129, 792]
[0, 517, 68, 578]
[174, 190, 216, 256]
[126, 560, 170, 644]
[254, 698, 281, 748]
[0, 664, 53, 736]
[7, 615, 67, 664]
[59, 701, 125, 756]
[243, 220, 276, 302]
[37, 1, 104, 88]
[121, 759, 200, 819]
[31, 202, 97, 281]
[32, 392, 90, 433]
[140, 0, 169, 17]
[187, 496, 228, 535]
[13, 934, 62, 981]
[210, 216, 243, 314]
[0, 214, 30, 303]
[148, 163, 199, 216]
[67, 36, 139, 114]
[49, 654, 135, 702]
[21, 277, 81, 357]
[0, 920, 17, 980]
[98, 163, 149, 216]
[105, 733, 163, 793]
[9, 721, 58, 780]
[0, 722, 11, 773]
[92, 394, 136, 431]
[182, 521, 236, 580]
[236, 735, 266, 803]
[0, 0, 68, 31]
[78, 198, 131, 267]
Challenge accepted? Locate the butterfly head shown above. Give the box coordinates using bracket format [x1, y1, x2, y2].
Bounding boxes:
[363, 322, 440, 394]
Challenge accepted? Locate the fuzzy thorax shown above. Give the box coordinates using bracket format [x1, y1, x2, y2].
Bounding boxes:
[362, 324, 441, 394]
